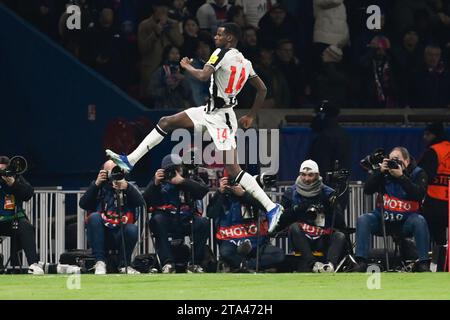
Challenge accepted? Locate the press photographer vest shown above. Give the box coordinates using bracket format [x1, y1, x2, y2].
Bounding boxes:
[378, 167, 423, 221]
[94, 186, 137, 229]
[0, 188, 26, 222]
[147, 183, 201, 216]
[427, 141, 450, 201]
[215, 198, 268, 247]
[288, 185, 335, 239]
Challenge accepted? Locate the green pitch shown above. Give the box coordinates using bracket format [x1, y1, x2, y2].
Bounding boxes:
[0, 273, 449, 300]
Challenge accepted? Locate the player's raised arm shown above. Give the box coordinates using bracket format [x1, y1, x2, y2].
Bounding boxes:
[180, 57, 214, 82]
[239, 76, 267, 129]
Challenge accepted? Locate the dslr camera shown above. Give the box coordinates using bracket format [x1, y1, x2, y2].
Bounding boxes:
[306, 203, 324, 220]
[108, 166, 126, 182]
[385, 158, 403, 170]
[360, 148, 386, 171]
[0, 156, 28, 177]
[163, 166, 179, 182]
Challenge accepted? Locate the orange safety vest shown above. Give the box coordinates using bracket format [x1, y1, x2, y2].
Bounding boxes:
[427, 141, 450, 201]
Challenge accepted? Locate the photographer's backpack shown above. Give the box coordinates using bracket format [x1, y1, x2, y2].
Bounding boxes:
[59, 249, 96, 273]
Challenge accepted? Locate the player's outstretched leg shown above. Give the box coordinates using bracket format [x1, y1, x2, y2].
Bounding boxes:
[106, 112, 194, 171]
[225, 152, 284, 234]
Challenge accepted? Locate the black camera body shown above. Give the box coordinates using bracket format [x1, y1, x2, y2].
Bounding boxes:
[0, 168, 16, 177]
[325, 168, 350, 190]
[360, 148, 386, 171]
[108, 166, 125, 182]
[163, 166, 179, 182]
[306, 203, 324, 219]
[386, 158, 403, 170]
[0, 156, 28, 177]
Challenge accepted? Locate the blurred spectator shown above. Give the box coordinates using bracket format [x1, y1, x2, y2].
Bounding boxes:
[445, 42, 450, 65]
[434, 0, 450, 46]
[34, 0, 64, 40]
[89, 8, 129, 88]
[393, 0, 440, 41]
[58, 1, 96, 59]
[349, 5, 391, 65]
[185, 0, 208, 17]
[308, 103, 352, 179]
[415, 8, 440, 44]
[392, 30, 423, 106]
[313, 45, 348, 107]
[258, 4, 299, 50]
[234, 0, 276, 28]
[255, 48, 291, 108]
[196, 0, 231, 35]
[169, 0, 191, 22]
[313, 0, 349, 56]
[148, 45, 193, 109]
[274, 39, 310, 107]
[227, 5, 247, 29]
[358, 36, 399, 108]
[239, 26, 260, 63]
[138, 0, 183, 100]
[282, 0, 315, 65]
[409, 44, 450, 107]
[186, 36, 213, 106]
[180, 17, 201, 58]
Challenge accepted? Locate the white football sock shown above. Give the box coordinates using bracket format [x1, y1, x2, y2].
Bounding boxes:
[236, 171, 276, 212]
[128, 125, 167, 165]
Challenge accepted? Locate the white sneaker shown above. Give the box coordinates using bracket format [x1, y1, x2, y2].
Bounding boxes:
[187, 265, 204, 273]
[312, 261, 324, 273]
[320, 263, 335, 273]
[28, 262, 44, 275]
[162, 263, 175, 274]
[119, 266, 141, 274]
[94, 261, 106, 275]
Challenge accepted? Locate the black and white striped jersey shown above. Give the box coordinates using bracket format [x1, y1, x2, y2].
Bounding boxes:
[205, 47, 257, 112]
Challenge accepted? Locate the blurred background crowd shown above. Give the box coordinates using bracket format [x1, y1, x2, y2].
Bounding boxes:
[2, 0, 450, 110]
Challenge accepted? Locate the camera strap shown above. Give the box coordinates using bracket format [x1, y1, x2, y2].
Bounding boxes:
[0, 210, 26, 223]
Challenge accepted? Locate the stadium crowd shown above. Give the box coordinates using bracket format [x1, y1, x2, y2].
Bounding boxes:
[2, 0, 450, 109]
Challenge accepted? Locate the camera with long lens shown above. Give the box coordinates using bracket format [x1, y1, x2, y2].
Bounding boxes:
[0, 156, 28, 177]
[108, 166, 125, 181]
[360, 148, 386, 171]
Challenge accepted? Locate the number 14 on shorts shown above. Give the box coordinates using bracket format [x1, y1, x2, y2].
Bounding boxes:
[217, 128, 229, 143]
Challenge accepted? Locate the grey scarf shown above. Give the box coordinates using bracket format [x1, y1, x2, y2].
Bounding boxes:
[295, 176, 323, 197]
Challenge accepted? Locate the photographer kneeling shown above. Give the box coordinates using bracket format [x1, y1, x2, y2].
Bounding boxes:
[0, 156, 43, 274]
[207, 175, 285, 272]
[354, 147, 430, 272]
[79, 160, 144, 274]
[143, 154, 209, 273]
[277, 160, 347, 273]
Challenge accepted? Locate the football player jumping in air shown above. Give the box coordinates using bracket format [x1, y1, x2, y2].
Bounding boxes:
[106, 23, 283, 232]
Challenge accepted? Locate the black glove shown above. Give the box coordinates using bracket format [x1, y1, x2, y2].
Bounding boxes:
[292, 202, 309, 216]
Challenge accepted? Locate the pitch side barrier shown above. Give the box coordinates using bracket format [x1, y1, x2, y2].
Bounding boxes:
[1, 183, 399, 265]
